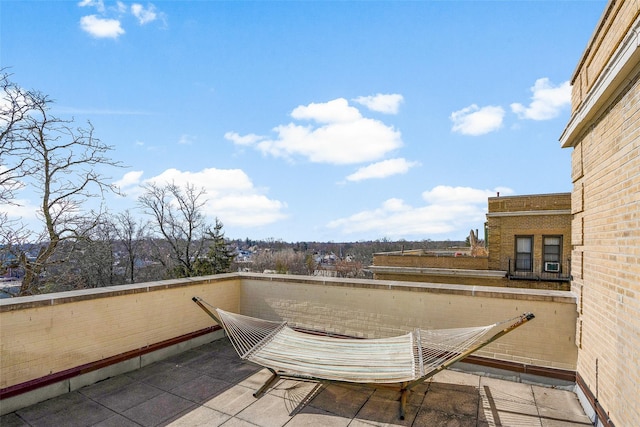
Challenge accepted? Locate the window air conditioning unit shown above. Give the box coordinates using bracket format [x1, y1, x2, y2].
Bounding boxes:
[545, 262, 560, 272]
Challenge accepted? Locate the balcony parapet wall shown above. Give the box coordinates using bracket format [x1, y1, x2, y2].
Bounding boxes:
[1, 273, 578, 412]
[0, 275, 241, 394]
[236, 273, 577, 370]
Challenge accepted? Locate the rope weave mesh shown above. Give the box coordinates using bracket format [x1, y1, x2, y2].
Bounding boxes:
[416, 324, 496, 377]
[216, 308, 501, 384]
[216, 309, 286, 358]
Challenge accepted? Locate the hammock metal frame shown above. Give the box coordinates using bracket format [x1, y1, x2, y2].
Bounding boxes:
[192, 297, 534, 419]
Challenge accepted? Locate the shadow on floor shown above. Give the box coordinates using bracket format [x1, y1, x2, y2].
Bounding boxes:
[1, 338, 593, 427]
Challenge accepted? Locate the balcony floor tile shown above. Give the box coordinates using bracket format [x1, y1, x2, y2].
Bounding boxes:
[1, 338, 593, 427]
[121, 392, 196, 426]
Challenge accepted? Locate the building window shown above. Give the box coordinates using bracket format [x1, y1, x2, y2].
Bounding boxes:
[543, 236, 562, 272]
[515, 236, 533, 271]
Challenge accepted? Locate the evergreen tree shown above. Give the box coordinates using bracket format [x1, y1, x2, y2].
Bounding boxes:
[194, 219, 235, 275]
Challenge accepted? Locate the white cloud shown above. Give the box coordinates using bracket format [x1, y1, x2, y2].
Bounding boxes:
[178, 134, 195, 145]
[207, 194, 287, 227]
[143, 168, 287, 227]
[78, 0, 105, 13]
[511, 78, 571, 120]
[291, 98, 361, 123]
[148, 168, 253, 194]
[78, 1, 163, 38]
[327, 185, 513, 239]
[346, 158, 419, 182]
[116, 1, 127, 14]
[131, 3, 157, 25]
[80, 15, 125, 38]
[114, 170, 144, 192]
[421, 185, 511, 205]
[228, 98, 402, 165]
[224, 132, 263, 146]
[450, 104, 505, 136]
[353, 94, 404, 114]
[0, 199, 39, 221]
[0, 89, 31, 126]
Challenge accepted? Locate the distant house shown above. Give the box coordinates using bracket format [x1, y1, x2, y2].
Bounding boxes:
[370, 193, 572, 290]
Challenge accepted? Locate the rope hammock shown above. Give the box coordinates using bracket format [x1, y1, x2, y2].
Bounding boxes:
[192, 297, 534, 419]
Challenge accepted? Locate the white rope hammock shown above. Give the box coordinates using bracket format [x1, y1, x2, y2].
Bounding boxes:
[218, 308, 499, 383]
[192, 298, 534, 419]
[205, 303, 528, 384]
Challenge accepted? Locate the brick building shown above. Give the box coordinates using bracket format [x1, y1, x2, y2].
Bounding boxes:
[486, 193, 572, 281]
[371, 193, 572, 290]
[559, 1, 640, 426]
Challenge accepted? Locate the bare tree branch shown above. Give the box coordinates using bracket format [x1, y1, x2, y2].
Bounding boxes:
[138, 182, 212, 278]
[0, 70, 48, 203]
[0, 72, 124, 295]
[113, 210, 148, 284]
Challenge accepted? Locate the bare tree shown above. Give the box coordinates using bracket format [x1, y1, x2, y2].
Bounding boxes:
[113, 210, 148, 283]
[77, 218, 119, 288]
[248, 248, 308, 275]
[138, 182, 212, 278]
[335, 258, 365, 278]
[0, 72, 122, 295]
[1, 72, 42, 240]
[45, 218, 120, 291]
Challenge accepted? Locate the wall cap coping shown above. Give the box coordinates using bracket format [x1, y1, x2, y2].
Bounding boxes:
[0, 273, 239, 312]
[487, 192, 571, 200]
[486, 209, 572, 217]
[0, 272, 577, 312]
[369, 265, 506, 278]
[238, 272, 577, 303]
[373, 251, 482, 257]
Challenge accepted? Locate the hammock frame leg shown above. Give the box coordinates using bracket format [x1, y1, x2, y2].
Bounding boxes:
[253, 368, 279, 398]
[400, 384, 409, 420]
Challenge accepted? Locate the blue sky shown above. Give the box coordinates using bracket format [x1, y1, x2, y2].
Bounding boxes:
[1, 0, 605, 242]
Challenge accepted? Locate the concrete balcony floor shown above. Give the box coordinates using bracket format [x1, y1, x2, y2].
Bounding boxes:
[1, 339, 592, 427]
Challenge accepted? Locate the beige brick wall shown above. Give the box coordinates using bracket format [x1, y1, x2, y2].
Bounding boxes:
[574, 1, 639, 110]
[570, 76, 640, 427]
[373, 253, 489, 270]
[571, 182, 584, 215]
[239, 275, 578, 370]
[488, 193, 571, 213]
[372, 272, 500, 287]
[371, 272, 569, 290]
[370, 194, 571, 290]
[487, 214, 572, 272]
[564, 2, 640, 424]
